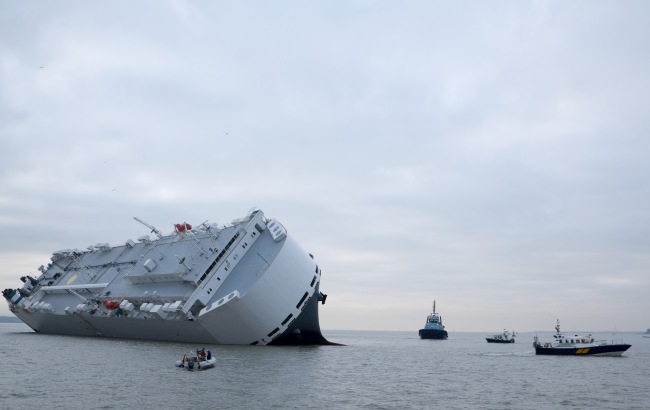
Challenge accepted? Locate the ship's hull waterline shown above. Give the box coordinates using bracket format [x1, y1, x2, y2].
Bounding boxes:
[418, 329, 448, 340]
[4, 209, 334, 345]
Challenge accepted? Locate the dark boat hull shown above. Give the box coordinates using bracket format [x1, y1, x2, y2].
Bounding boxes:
[486, 338, 514, 343]
[535, 344, 631, 356]
[419, 329, 448, 340]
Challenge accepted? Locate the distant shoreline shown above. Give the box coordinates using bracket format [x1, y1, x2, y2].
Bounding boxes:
[0, 316, 21, 323]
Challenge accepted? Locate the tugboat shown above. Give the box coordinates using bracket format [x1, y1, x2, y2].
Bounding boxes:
[418, 301, 448, 340]
[533, 319, 631, 356]
[486, 329, 516, 343]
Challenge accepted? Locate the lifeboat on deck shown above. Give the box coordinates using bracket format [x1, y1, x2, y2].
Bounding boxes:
[103, 300, 120, 310]
[175, 223, 192, 232]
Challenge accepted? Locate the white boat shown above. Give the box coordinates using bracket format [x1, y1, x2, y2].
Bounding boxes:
[486, 329, 515, 343]
[3, 208, 333, 345]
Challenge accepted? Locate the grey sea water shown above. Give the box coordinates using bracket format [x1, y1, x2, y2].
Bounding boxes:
[1, 323, 648, 409]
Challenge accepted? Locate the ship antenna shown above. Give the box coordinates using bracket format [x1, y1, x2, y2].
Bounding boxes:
[133, 217, 163, 239]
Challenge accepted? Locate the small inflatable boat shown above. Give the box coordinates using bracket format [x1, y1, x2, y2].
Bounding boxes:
[176, 351, 216, 370]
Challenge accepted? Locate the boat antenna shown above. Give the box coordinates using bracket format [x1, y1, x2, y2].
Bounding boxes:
[133, 217, 163, 239]
[555, 319, 561, 334]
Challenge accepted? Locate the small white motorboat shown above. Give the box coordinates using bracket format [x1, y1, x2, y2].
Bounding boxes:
[176, 350, 216, 370]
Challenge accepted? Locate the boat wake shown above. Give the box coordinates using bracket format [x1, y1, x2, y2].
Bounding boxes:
[471, 351, 535, 357]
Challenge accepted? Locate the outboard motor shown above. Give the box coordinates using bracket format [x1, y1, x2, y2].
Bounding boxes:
[187, 358, 195, 370]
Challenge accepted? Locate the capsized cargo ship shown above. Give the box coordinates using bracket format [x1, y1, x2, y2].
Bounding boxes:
[3, 208, 333, 345]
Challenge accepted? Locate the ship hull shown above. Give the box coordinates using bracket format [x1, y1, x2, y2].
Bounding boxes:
[14, 310, 216, 342]
[5, 210, 334, 345]
[13, 287, 330, 345]
[486, 338, 514, 343]
[418, 329, 448, 340]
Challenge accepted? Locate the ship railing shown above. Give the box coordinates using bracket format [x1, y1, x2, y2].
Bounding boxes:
[595, 338, 627, 346]
[41, 283, 110, 294]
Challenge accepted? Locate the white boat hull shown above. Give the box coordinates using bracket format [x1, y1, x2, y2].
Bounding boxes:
[176, 357, 216, 370]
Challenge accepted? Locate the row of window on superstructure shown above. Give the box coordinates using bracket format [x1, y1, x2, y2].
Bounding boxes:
[560, 338, 592, 344]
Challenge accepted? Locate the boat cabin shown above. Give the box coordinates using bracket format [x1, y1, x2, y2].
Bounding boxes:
[554, 335, 595, 345]
[426, 313, 440, 324]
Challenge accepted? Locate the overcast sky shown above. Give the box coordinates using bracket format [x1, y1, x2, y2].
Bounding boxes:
[1, 1, 649, 333]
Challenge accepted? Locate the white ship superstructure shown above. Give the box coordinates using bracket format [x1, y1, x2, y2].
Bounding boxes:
[4, 208, 331, 345]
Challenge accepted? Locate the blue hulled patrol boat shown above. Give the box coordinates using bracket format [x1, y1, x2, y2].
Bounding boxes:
[533, 319, 631, 356]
